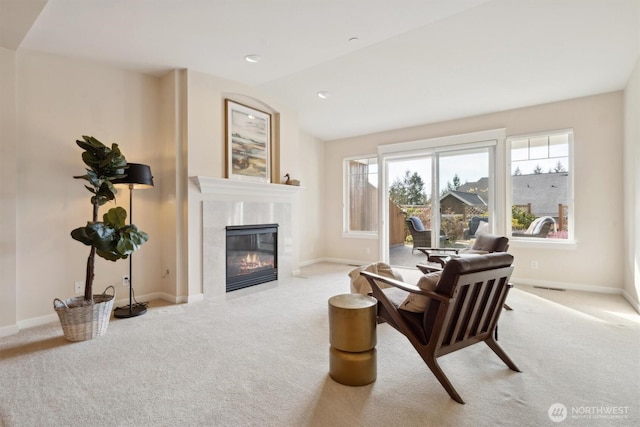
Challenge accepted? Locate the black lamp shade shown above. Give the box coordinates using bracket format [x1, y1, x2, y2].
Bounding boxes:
[113, 163, 154, 189]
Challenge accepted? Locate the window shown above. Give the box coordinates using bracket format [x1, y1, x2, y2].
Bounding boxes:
[508, 130, 573, 241]
[344, 157, 378, 235]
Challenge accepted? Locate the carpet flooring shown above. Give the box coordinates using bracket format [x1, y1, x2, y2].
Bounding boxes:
[1, 262, 639, 426]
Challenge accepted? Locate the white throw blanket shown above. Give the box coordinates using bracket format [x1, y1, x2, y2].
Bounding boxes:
[348, 262, 403, 294]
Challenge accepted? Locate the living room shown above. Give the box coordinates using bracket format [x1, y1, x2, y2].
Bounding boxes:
[1, 1, 639, 425]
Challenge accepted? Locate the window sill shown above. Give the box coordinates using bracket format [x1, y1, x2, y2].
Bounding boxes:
[509, 238, 576, 250]
[342, 232, 378, 240]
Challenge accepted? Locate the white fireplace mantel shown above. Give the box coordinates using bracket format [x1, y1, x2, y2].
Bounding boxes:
[193, 176, 301, 201]
[194, 176, 300, 299]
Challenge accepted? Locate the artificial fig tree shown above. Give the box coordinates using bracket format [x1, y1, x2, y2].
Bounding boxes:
[71, 136, 148, 301]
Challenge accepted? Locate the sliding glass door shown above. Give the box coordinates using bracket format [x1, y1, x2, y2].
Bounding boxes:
[437, 148, 490, 249]
[382, 131, 500, 268]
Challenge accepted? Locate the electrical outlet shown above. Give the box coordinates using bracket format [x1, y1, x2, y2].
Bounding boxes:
[74, 281, 83, 294]
[122, 275, 130, 287]
[530, 260, 539, 269]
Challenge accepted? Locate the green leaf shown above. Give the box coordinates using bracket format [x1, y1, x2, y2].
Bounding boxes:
[70, 227, 92, 245]
[103, 207, 127, 228]
[96, 249, 126, 261]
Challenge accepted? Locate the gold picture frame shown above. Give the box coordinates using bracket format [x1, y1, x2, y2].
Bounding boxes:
[225, 100, 271, 183]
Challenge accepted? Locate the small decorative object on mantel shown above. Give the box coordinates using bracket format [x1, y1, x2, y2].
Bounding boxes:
[283, 173, 300, 186]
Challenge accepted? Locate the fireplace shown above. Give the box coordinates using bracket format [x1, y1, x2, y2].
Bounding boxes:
[225, 224, 278, 292]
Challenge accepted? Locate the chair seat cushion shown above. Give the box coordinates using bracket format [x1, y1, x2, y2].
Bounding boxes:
[397, 271, 442, 313]
[380, 287, 429, 344]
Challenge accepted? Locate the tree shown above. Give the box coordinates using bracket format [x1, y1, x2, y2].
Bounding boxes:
[553, 161, 566, 173]
[389, 170, 427, 205]
[514, 167, 522, 176]
[442, 173, 461, 195]
[533, 164, 543, 174]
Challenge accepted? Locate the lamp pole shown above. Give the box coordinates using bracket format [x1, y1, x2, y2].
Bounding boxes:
[113, 163, 153, 318]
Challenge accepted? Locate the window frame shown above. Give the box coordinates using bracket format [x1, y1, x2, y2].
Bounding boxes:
[343, 155, 379, 238]
[506, 128, 576, 247]
[378, 128, 506, 262]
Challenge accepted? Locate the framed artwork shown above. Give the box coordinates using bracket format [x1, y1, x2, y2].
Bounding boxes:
[225, 100, 271, 183]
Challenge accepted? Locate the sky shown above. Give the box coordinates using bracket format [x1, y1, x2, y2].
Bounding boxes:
[385, 152, 568, 196]
[386, 152, 489, 196]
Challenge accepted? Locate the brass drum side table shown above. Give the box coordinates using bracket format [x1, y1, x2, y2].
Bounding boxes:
[328, 293, 377, 386]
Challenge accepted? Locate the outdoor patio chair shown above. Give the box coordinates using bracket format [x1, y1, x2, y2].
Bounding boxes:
[463, 216, 488, 240]
[405, 216, 446, 254]
[512, 216, 556, 238]
[361, 252, 520, 404]
[406, 216, 431, 253]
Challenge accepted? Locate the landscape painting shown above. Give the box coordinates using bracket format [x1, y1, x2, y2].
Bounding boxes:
[225, 100, 271, 183]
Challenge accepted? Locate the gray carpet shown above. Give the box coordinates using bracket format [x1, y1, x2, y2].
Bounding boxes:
[1, 263, 639, 426]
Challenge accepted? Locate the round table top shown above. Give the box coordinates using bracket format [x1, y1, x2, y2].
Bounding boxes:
[329, 293, 376, 310]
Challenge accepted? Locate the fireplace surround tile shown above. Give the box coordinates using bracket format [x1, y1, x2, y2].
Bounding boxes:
[196, 177, 298, 299]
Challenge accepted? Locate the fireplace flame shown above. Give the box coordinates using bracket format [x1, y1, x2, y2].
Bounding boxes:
[240, 252, 270, 271]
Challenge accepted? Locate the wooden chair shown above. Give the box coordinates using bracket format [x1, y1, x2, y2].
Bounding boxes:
[361, 252, 520, 404]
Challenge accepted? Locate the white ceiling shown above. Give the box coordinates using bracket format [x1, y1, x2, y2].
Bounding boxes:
[4, 0, 639, 141]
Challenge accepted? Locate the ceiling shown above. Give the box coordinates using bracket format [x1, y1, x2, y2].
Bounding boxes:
[3, 0, 639, 141]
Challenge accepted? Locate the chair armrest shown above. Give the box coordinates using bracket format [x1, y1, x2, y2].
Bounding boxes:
[360, 271, 451, 304]
[416, 263, 443, 274]
[416, 247, 459, 255]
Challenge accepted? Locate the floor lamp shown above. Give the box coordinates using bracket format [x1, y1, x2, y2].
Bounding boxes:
[113, 163, 154, 318]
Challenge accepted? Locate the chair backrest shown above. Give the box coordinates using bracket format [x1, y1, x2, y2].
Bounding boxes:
[406, 216, 425, 232]
[421, 253, 514, 347]
[525, 216, 556, 235]
[468, 216, 488, 236]
[469, 234, 509, 252]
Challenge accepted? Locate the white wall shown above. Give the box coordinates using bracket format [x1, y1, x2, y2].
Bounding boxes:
[624, 57, 640, 309]
[0, 47, 17, 334]
[296, 130, 326, 264]
[182, 70, 312, 297]
[1, 49, 324, 330]
[13, 50, 162, 323]
[324, 92, 625, 293]
[157, 70, 182, 300]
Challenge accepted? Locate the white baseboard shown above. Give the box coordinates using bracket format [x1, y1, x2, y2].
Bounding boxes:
[114, 291, 203, 306]
[0, 323, 20, 338]
[302, 257, 370, 266]
[17, 313, 58, 330]
[621, 289, 640, 314]
[1, 292, 203, 338]
[186, 293, 204, 303]
[511, 276, 623, 294]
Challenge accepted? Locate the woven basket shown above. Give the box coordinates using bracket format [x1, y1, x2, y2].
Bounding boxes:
[53, 286, 116, 342]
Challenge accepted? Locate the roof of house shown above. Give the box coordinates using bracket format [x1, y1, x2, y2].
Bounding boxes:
[511, 173, 568, 217]
[451, 173, 568, 217]
[440, 191, 486, 206]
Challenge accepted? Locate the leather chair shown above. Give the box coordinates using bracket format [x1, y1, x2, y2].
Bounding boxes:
[361, 252, 520, 404]
[417, 234, 509, 272]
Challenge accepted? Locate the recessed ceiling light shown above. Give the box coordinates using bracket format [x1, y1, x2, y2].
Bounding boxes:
[317, 91, 330, 99]
[244, 54, 261, 63]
